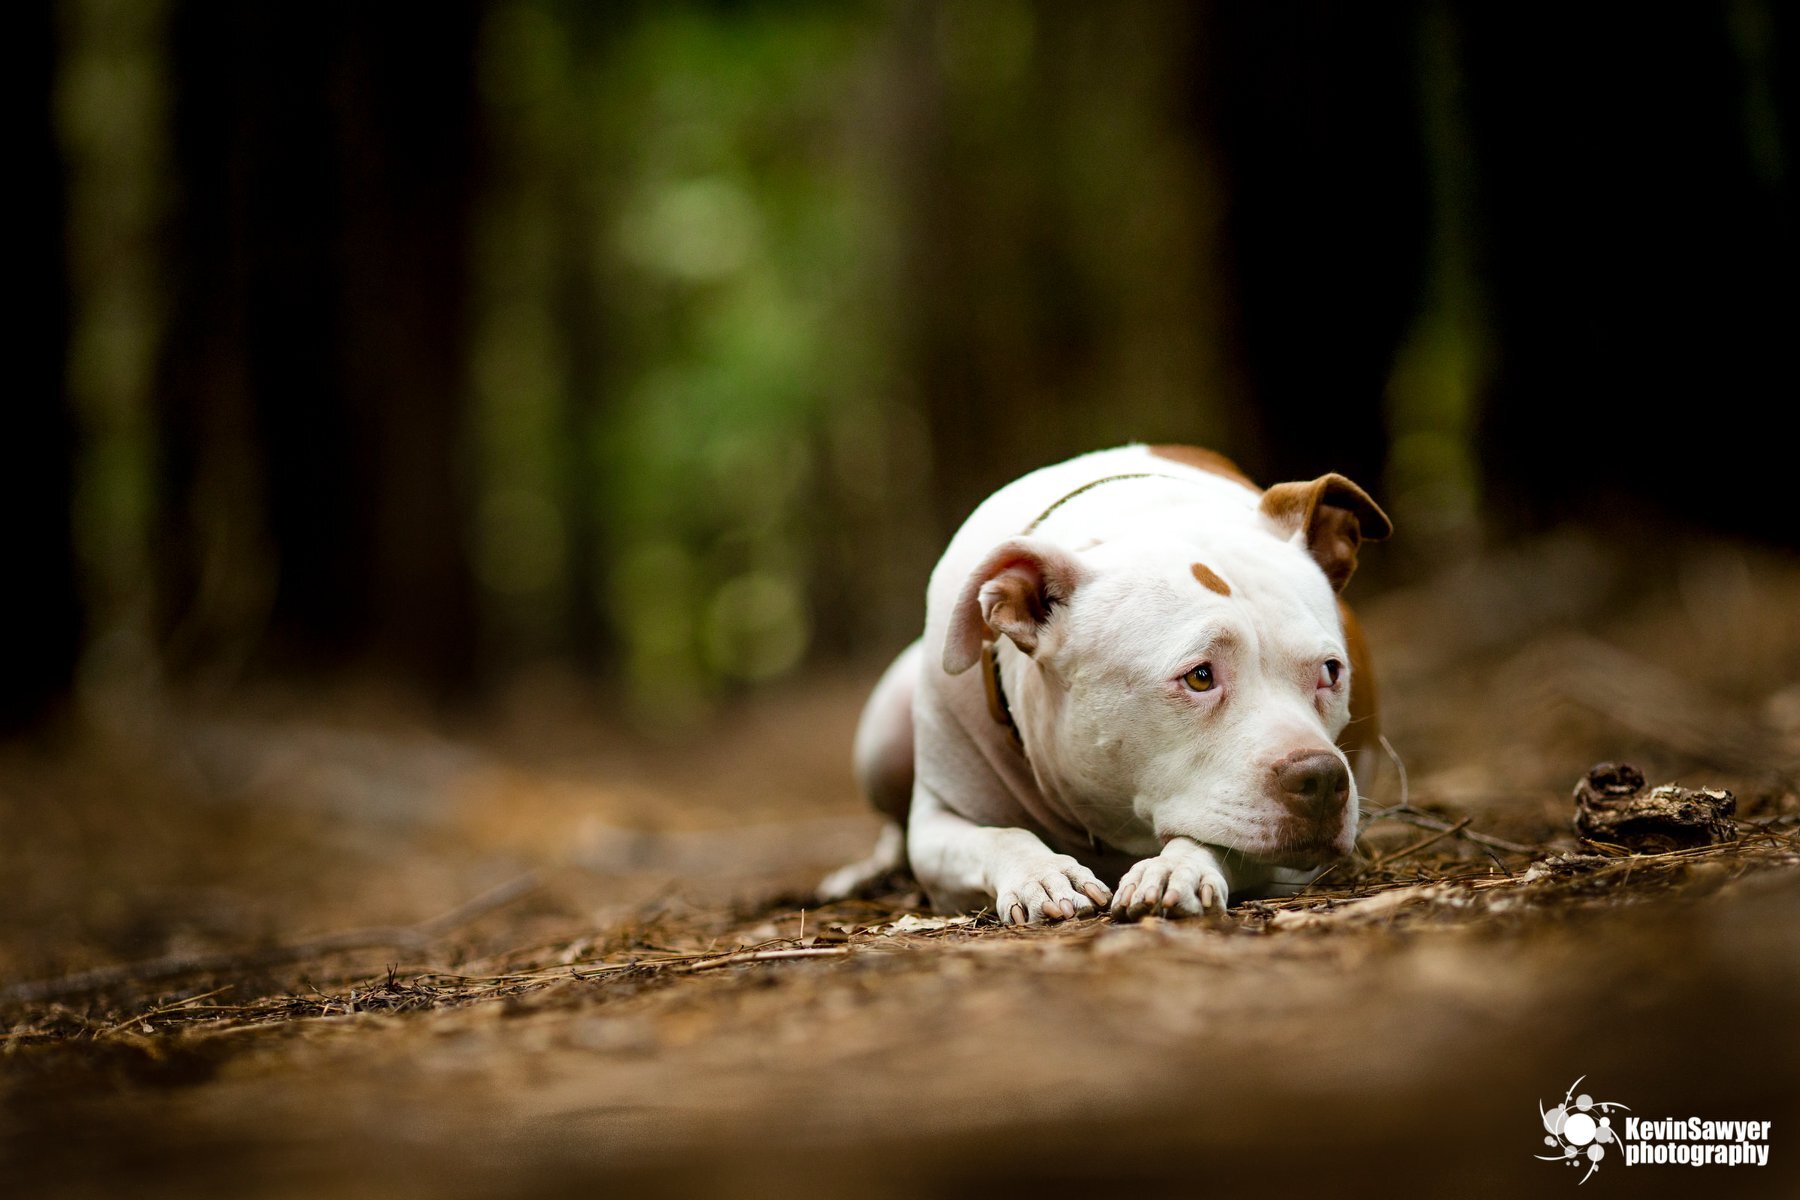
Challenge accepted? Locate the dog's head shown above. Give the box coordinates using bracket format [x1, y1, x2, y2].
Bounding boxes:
[943, 474, 1390, 869]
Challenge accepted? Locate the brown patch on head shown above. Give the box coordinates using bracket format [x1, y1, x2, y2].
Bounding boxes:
[1148, 444, 1259, 492]
[1190, 562, 1231, 596]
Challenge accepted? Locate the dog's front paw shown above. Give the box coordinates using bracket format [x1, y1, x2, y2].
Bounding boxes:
[1111, 838, 1229, 920]
[992, 852, 1112, 926]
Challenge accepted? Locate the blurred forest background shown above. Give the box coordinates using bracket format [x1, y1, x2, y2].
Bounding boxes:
[7, 7, 1799, 1195]
[13, 0, 1795, 735]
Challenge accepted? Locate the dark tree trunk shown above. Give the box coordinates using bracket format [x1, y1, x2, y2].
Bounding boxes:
[1456, 3, 1796, 540]
[898, 56, 1049, 545]
[156, 2, 483, 691]
[1199, 1, 1430, 491]
[553, 193, 609, 676]
[6, 0, 83, 732]
[897, 6, 1127, 546]
[331, 7, 484, 689]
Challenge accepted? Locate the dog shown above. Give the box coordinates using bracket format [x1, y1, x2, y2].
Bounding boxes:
[819, 444, 1390, 923]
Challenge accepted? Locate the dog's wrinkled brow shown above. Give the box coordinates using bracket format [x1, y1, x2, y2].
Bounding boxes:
[1155, 625, 1239, 678]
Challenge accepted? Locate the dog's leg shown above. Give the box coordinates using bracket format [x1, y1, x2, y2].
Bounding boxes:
[816, 821, 906, 901]
[907, 783, 1112, 925]
[851, 640, 920, 823]
[816, 644, 921, 902]
[1110, 837, 1235, 919]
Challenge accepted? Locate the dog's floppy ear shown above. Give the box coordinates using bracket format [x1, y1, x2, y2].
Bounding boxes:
[943, 537, 1088, 674]
[1259, 473, 1393, 591]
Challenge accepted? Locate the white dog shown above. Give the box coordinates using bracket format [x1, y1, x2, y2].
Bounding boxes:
[820, 444, 1389, 924]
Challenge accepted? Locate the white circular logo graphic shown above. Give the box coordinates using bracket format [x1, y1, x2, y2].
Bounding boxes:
[1537, 1076, 1631, 1184]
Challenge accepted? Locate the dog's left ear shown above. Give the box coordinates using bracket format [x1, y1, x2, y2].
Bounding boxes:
[1260, 474, 1393, 591]
[943, 537, 1088, 675]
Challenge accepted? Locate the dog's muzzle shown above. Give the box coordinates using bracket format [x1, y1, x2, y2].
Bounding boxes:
[1264, 749, 1354, 866]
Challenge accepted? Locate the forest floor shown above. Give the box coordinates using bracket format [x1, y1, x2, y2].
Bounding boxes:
[3, 526, 1798, 1198]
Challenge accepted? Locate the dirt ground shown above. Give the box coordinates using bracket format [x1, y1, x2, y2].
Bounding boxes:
[4, 525, 1799, 1198]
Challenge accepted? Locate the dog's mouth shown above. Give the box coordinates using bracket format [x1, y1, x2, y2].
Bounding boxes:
[1210, 825, 1354, 871]
[1258, 841, 1349, 871]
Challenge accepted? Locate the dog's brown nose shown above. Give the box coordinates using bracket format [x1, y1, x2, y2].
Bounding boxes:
[1274, 750, 1350, 821]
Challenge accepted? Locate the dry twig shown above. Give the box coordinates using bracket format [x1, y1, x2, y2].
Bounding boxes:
[1368, 817, 1473, 868]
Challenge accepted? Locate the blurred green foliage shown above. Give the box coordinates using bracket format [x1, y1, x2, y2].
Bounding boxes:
[465, 0, 1232, 718]
[46, 0, 1791, 726]
[475, 2, 894, 719]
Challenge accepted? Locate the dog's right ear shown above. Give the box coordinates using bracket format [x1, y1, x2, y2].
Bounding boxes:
[1259, 473, 1392, 591]
[943, 537, 1088, 675]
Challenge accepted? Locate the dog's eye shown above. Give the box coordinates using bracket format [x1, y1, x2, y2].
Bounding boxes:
[1182, 664, 1215, 692]
[1319, 659, 1343, 688]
